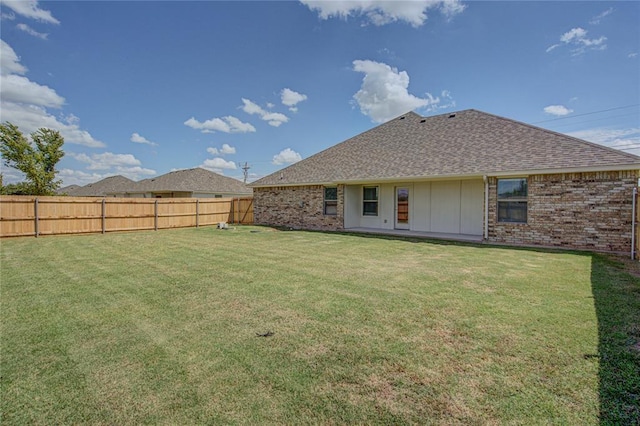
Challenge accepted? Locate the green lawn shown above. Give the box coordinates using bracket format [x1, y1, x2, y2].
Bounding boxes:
[1, 226, 638, 424]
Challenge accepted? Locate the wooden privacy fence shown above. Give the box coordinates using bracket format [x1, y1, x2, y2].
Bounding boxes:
[0, 196, 253, 238]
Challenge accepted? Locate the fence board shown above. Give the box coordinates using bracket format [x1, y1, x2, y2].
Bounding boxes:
[0, 196, 253, 238]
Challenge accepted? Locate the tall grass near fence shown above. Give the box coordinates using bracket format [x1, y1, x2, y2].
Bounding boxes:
[0, 196, 253, 237]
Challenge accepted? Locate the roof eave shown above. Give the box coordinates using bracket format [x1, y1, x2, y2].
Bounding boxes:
[251, 163, 640, 188]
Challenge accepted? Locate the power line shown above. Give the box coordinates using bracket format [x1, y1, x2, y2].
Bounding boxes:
[542, 112, 640, 129]
[532, 104, 640, 124]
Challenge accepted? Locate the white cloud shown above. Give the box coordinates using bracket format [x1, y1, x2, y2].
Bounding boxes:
[184, 115, 256, 133]
[207, 143, 236, 156]
[1, 100, 104, 148]
[201, 157, 237, 174]
[567, 127, 640, 156]
[0, 40, 27, 75]
[241, 98, 289, 127]
[545, 44, 560, 53]
[629, 52, 638, 59]
[281, 88, 308, 112]
[62, 152, 155, 185]
[547, 27, 607, 56]
[543, 105, 573, 116]
[220, 143, 236, 154]
[58, 169, 110, 187]
[70, 152, 141, 170]
[352, 59, 448, 123]
[0, 40, 104, 148]
[272, 148, 302, 165]
[439, 0, 466, 18]
[130, 132, 157, 146]
[0, 0, 59, 24]
[58, 167, 155, 186]
[1, 74, 64, 108]
[560, 28, 587, 43]
[589, 7, 613, 25]
[0, 166, 24, 184]
[16, 23, 47, 39]
[567, 128, 640, 146]
[300, 0, 465, 27]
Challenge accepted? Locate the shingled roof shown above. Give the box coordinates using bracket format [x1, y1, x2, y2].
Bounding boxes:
[57, 184, 81, 195]
[252, 109, 640, 187]
[62, 175, 135, 196]
[130, 167, 251, 194]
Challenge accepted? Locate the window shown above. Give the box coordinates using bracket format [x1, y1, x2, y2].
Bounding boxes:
[324, 187, 338, 215]
[497, 178, 528, 223]
[363, 186, 379, 216]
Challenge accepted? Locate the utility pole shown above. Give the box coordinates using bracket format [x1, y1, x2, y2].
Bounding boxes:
[240, 162, 250, 183]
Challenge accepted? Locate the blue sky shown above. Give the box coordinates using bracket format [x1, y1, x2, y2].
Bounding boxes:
[1, 0, 638, 186]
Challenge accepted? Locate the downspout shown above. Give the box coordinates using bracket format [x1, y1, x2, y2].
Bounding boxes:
[632, 187, 637, 260]
[483, 175, 489, 240]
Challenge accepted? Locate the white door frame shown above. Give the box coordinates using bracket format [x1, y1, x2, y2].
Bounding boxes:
[395, 186, 410, 230]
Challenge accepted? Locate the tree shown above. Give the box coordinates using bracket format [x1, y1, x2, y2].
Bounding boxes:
[0, 122, 65, 195]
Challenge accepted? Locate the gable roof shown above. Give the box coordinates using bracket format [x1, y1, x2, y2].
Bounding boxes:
[251, 109, 640, 187]
[122, 167, 251, 194]
[63, 175, 135, 197]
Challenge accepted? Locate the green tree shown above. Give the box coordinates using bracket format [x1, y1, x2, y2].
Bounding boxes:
[0, 122, 65, 195]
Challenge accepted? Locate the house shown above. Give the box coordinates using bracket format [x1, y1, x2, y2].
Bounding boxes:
[57, 184, 81, 195]
[107, 168, 252, 198]
[59, 175, 135, 197]
[250, 109, 640, 254]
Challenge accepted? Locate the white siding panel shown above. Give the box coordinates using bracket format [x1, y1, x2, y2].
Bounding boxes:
[380, 184, 394, 230]
[344, 185, 360, 228]
[460, 180, 484, 235]
[412, 182, 431, 232]
[431, 181, 461, 233]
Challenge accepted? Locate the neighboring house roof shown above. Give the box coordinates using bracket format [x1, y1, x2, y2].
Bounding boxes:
[57, 184, 81, 195]
[63, 175, 135, 196]
[251, 109, 640, 187]
[116, 168, 251, 195]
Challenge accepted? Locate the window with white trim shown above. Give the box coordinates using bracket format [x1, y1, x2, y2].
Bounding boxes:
[363, 186, 379, 216]
[324, 187, 337, 215]
[497, 178, 528, 223]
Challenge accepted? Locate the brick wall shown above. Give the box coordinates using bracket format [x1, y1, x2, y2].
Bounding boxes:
[488, 171, 638, 253]
[253, 185, 343, 230]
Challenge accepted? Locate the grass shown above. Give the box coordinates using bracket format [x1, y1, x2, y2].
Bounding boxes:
[1, 226, 638, 424]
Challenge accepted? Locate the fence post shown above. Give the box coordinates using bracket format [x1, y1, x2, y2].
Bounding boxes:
[34, 197, 39, 238]
[102, 198, 106, 234]
[196, 199, 200, 228]
[154, 200, 158, 231]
